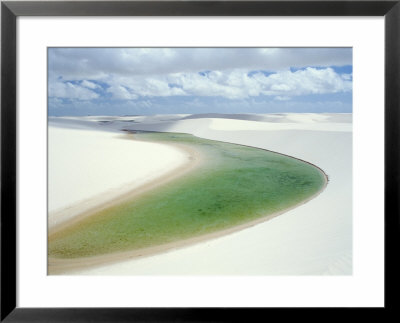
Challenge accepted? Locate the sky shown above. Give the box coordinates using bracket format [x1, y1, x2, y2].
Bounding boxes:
[48, 48, 352, 116]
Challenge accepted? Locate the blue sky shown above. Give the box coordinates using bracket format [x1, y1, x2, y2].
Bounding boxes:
[48, 48, 352, 116]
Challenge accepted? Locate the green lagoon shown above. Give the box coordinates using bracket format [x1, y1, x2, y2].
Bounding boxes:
[49, 132, 326, 259]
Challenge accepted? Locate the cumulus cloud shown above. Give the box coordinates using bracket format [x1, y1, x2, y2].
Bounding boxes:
[251, 67, 352, 96]
[341, 73, 352, 81]
[49, 80, 99, 100]
[108, 76, 186, 98]
[81, 80, 100, 89]
[89, 67, 351, 101]
[47, 48, 352, 115]
[107, 85, 138, 100]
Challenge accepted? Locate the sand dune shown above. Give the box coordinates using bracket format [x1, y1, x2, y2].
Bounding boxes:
[48, 125, 191, 229]
[49, 113, 352, 275]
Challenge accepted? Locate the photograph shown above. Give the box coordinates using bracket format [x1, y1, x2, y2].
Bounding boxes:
[47, 47, 353, 276]
[2, 0, 398, 319]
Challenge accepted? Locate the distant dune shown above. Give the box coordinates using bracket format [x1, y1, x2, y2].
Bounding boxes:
[181, 113, 268, 122]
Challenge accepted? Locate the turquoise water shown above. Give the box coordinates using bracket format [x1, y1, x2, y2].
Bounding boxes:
[49, 132, 326, 258]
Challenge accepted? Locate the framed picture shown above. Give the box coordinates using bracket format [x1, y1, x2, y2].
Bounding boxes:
[1, 0, 399, 321]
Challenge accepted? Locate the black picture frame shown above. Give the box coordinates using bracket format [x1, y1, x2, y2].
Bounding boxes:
[1, 0, 399, 321]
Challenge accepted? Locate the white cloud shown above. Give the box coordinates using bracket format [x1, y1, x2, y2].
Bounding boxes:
[107, 85, 138, 100]
[274, 96, 291, 101]
[49, 48, 352, 80]
[341, 73, 353, 81]
[253, 67, 352, 96]
[101, 67, 351, 100]
[107, 76, 186, 100]
[49, 81, 99, 100]
[48, 48, 352, 102]
[81, 80, 99, 89]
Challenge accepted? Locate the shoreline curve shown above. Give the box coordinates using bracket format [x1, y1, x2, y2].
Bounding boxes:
[48, 131, 328, 275]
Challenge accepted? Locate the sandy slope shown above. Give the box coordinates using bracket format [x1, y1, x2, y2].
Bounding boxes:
[49, 113, 352, 275]
[48, 126, 190, 229]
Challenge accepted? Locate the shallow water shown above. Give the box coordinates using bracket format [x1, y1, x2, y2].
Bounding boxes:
[49, 132, 326, 258]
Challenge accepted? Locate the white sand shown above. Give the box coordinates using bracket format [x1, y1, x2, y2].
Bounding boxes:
[50, 113, 352, 275]
[48, 125, 189, 229]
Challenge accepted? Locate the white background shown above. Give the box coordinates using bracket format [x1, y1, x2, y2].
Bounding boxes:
[17, 17, 384, 307]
